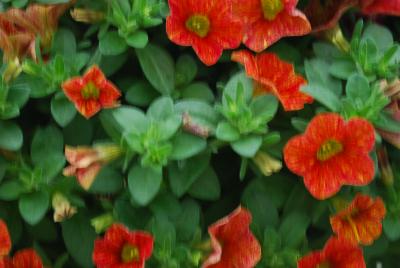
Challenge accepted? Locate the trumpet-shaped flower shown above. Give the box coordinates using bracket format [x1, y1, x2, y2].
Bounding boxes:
[284, 113, 375, 200]
[232, 50, 313, 111]
[166, 0, 243, 66]
[232, 0, 311, 52]
[202, 206, 261, 268]
[62, 65, 121, 119]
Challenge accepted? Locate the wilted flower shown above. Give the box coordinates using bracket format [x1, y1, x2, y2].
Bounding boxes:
[232, 50, 313, 111]
[63, 144, 122, 190]
[360, 0, 400, 16]
[1, 1, 75, 50]
[298, 236, 366, 268]
[166, 0, 243, 66]
[70, 8, 105, 24]
[252, 151, 282, 176]
[330, 194, 386, 245]
[182, 112, 210, 138]
[303, 0, 357, 32]
[52, 192, 77, 223]
[62, 65, 121, 119]
[232, 0, 311, 52]
[92, 223, 154, 268]
[377, 146, 394, 187]
[202, 206, 261, 268]
[284, 113, 375, 200]
[0, 220, 44, 268]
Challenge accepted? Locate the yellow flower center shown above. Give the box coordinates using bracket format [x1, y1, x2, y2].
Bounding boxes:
[317, 262, 331, 268]
[81, 81, 100, 100]
[261, 0, 284, 20]
[121, 244, 139, 263]
[185, 15, 210, 38]
[317, 139, 343, 161]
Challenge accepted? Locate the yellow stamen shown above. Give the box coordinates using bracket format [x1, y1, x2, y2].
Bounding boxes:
[121, 244, 140, 263]
[185, 15, 210, 38]
[317, 139, 343, 161]
[317, 262, 331, 268]
[346, 215, 361, 243]
[81, 81, 100, 100]
[261, 0, 284, 21]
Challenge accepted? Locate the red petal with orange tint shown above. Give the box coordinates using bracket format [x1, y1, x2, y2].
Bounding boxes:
[0, 220, 11, 257]
[202, 206, 261, 268]
[360, 0, 400, 16]
[11, 249, 43, 268]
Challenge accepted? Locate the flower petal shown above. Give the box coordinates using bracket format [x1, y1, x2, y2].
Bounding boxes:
[0, 220, 11, 257]
[11, 249, 43, 268]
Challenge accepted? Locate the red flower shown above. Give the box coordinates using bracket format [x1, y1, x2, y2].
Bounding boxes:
[231, 50, 313, 111]
[166, 0, 243, 66]
[202, 206, 261, 268]
[298, 236, 366, 268]
[92, 223, 154, 268]
[63, 144, 122, 190]
[0, 220, 43, 268]
[360, 0, 400, 16]
[330, 194, 386, 246]
[284, 113, 375, 200]
[62, 65, 121, 119]
[0, 220, 11, 258]
[232, 0, 311, 52]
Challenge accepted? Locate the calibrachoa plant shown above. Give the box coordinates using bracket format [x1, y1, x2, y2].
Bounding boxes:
[0, 0, 400, 267]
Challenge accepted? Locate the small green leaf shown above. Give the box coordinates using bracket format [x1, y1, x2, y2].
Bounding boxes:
[383, 216, 400, 241]
[175, 54, 197, 86]
[19, 191, 49, 225]
[99, 31, 128, 56]
[279, 211, 310, 248]
[147, 97, 175, 120]
[89, 167, 123, 194]
[136, 44, 175, 95]
[0, 180, 24, 201]
[250, 95, 278, 120]
[346, 74, 371, 102]
[301, 85, 342, 112]
[51, 92, 77, 127]
[125, 81, 159, 107]
[181, 82, 214, 103]
[216, 121, 240, 142]
[231, 135, 262, 157]
[125, 30, 148, 48]
[170, 132, 207, 160]
[329, 60, 357, 80]
[0, 121, 23, 151]
[188, 167, 221, 201]
[128, 164, 162, 205]
[112, 106, 149, 134]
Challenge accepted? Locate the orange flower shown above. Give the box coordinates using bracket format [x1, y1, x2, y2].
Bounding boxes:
[92, 224, 154, 268]
[1, 1, 74, 50]
[330, 194, 386, 246]
[360, 0, 400, 16]
[166, 0, 243, 66]
[232, 0, 311, 52]
[202, 206, 261, 268]
[284, 113, 375, 200]
[63, 144, 122, 190]
[231, 50, 313, 111]
[62, 65, 121, 119]
[0, 220, 43, 268]
[298, 236, 366, 268]
[303, 0, 357, 32]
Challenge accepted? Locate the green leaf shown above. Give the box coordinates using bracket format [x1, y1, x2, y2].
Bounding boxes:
[99, 31, 128, 56]
[89, 167, 123, 194]
[0, 180, 24, 201]
[216, 121, 240, 142]
[383, 216, 400, 241]
[301, 85, 342, 112]
[150, 215, 176, 249]
[136, 44, 175, 95]
[291, 117, 308, 132]
[112, 106, 149, 134]
[188, 167, 220, 201]
[175, 54, 197, 86]
[304, 59, 343, 96]
[250, 95, 278, 120]
[168, 153, 210, 197]
[51, 92, 77, 127]
[125, 30, 148, 48]
[52, 28, 77, 59]
[231, 135, 262, 157]
[0, 121, 23, 151]
[62, 211, 97, 268]
[224, 72, 253, 103]
[19, 191, 49, 225]
[329, 60, 357, 80]
[128, 164, 162, 205]
[125, 81, 159, 107]
[345, 74, 371, 102]
[31, 125, 65, 180]
[170, 132, 207, 160]
[363, 23, 393, 52]
[180, 82, 214, 103]
[147, 96, 174, 120]
[175, 199, 200, 241]
[279, 211, 310, 248]
[374, 112, 400, 132]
